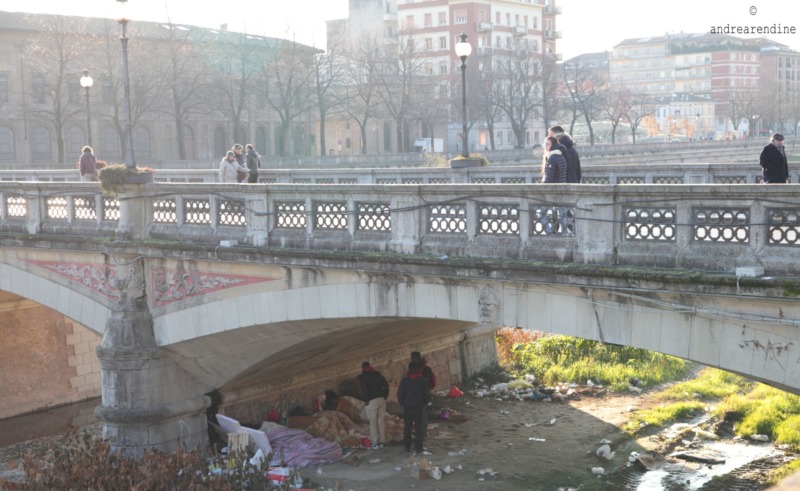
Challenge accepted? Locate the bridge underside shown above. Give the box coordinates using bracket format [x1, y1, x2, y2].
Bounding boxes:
[3, 246, 800, 455]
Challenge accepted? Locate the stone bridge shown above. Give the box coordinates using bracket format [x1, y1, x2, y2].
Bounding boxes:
[1, 179, 799, 455]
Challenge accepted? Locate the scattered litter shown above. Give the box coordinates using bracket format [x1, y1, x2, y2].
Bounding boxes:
[596, 444, 615, 460]
[439, 255, 449, 260]
[447, 386, 464, 398]
[528, 437, 546, 442]
[500, 410, 509, 415]
[448, 449, 468, 456]
[442, 465, 453, 474]
[628, 451, 640, 463]
[395, 466, 402, 472]
[422, 451, 432, 456]
[591, 467, 605, 475]
[477, 468, 498, 477]
[750, 434, 770, 442]
[368, 458, 381, 464]
[456, 464, 463, 470]
[693, 428, 720, 440]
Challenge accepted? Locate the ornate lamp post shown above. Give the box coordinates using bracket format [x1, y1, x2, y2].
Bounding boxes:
[116, 0, 135, 167]
[454, 33, 472, 158]
[79, 69, 93, 147]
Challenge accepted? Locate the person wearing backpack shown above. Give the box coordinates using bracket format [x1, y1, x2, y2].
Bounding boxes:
[358, 361, 389, 450]
[245, 143, 261, 183]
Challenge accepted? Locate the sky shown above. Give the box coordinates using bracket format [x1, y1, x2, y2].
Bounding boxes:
[0, 0, 798, 57]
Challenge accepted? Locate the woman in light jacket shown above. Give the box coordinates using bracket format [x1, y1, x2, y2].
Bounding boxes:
[219, 150, 249, 183]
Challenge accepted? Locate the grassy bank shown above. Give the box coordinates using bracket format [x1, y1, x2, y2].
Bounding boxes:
[494, 329, 800, 484]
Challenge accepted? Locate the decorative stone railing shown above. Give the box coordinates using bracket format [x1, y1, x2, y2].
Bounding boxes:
[1, 162, 791, 185]
[1, 182, 798, 275]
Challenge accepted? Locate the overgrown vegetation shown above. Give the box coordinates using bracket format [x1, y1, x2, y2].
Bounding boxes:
[0, 429, 302, 491]
[498, 330, 687, 391]
[714, 384, 800, 450]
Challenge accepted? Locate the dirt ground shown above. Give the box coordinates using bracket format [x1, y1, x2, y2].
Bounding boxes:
[297, 387, 652, 491]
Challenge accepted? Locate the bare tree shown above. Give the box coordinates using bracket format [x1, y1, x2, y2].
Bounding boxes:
[469, 62, 501, 150]
[25, 14, 88, 163]
[154, 21, 211, 160]
[562, 60, 607, 145]
[726, 87, 759, 136]
[375, 32, 426, 153]
[624, 95, 656, 144]
[207, 29, 271, 146]
[312, 29, 348, 156]
[341, 37, 383, 154]
[492, 46, 542, 147]
[262, 38, 317, 156]
[601, 88, 630, 144]
[92, 20, 164, 161]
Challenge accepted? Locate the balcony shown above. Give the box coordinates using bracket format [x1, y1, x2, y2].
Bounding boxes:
[547, 52, 563, 62]
[544, 30, 562, 40]
[513, 26, 526, 36]
[544, 5, 562, 15]
[476, 22, 493, 32]
[477, 46, 493, 56]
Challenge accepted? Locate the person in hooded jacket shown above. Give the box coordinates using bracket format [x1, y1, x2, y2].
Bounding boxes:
[396, 361, 431, 454]
[541, 136, 567, 183]
[357, 361, 389, 450]
[548, 126, 581, 183]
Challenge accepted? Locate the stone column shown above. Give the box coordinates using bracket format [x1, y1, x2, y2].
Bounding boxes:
[95, 255, 208, 456]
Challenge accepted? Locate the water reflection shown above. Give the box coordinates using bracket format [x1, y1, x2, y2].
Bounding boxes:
[0, 398, 99, 447]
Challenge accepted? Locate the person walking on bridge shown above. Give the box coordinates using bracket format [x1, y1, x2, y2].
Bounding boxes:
[759, 133, 789, 184]
[548, 126, 581, 183]
[541, 136, 567, 183]
[358, 361, 389, 450]
[219, 150, 249, 183]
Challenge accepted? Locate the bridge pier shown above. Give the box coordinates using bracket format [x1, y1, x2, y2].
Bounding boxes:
[94, 255, 208, 456]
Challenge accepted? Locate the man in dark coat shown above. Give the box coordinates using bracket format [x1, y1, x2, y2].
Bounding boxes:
[410, 351, 436, 441]
[549, 126, 581, 183]
[759, 133, 789, 184]
[396, 361, 431, 453]
[357, 361, 390, 449]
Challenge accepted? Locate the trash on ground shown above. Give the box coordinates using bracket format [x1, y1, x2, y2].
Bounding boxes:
[596, 444, 615, 460]
[591, 467, 605, 475]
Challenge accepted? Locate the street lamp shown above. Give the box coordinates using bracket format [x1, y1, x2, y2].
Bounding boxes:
[116, 0, 135, 167]
[454, 33, 472, 158]
[79, 69, 94, 147]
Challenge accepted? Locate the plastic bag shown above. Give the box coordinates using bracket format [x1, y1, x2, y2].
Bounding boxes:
[447, 386, 464, 398]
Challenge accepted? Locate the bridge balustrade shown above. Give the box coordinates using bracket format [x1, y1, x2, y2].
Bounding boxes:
[1, 182, 798, 275]
[0, 162, 789, 185]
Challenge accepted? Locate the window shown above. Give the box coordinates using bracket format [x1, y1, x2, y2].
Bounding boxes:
[69, 81, 79, 104]
[0, 126, 15, 160]
[31, 126, 52, 161]
[101, 126, 120, 158]
[454, 10, 466, 24]
[496, 35, 501, 47]
[405, 15, 414, 28]
[425, 38, 432, 50]
[439, 62, 448, 74]
[439, 36, 447, 49]
[497, 132, 503, 145]
[438, 12, 446, 25]
[533, 17, 537, 29]
[506, 13, 511, 25]
[496, 12, 500, 24]
[32, 75, 45, 104]
[102, 82, 113, 104]
[0, 75, 8, 103]
[66, 127, 84, 157]
[424, 13, 431, 27]
[134, 127, 151, 159]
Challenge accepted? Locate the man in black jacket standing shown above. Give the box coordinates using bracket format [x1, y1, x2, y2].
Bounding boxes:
[358, 361, 389, 450]
[760, 133, 789, 184]
[397, 361, 431, 454]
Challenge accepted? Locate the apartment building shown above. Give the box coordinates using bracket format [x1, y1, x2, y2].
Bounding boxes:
[330, 0, 559, 153]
